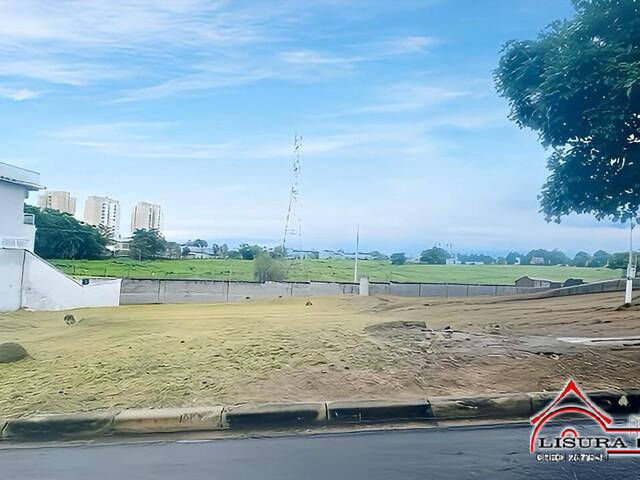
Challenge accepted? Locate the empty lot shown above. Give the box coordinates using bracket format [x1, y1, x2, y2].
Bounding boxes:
[1, 292, 639, 417]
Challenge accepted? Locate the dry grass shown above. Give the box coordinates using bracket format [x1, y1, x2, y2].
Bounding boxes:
[1, 293, 640, 417]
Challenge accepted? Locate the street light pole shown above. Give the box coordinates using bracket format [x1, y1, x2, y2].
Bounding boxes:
[625, 220, 636, 305]
[353, 224, 360, 284]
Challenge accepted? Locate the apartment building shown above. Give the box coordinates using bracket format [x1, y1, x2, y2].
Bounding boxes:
[37, 190, 77, 215]
[84, 195, 121, 234]
[131, 201, 162, 233]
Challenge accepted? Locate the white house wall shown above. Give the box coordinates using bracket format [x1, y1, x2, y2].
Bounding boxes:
[0, 248, 24, 311]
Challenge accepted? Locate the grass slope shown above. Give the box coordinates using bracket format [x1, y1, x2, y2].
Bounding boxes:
[47, 258, 621, 284]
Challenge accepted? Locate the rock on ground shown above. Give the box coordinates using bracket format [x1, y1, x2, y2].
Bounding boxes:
[0, 342, 28, 363]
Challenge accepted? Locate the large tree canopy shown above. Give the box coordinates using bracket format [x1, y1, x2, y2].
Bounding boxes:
[25, 205, 107, 259]
[129, 228, 168, 260]
[495, 0, 640, 222]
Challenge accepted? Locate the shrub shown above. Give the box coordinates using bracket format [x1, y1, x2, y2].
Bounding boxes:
[254, 252, 286, 282]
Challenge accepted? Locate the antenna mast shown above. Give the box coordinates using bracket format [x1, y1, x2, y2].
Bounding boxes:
[282, 134, 303, 255]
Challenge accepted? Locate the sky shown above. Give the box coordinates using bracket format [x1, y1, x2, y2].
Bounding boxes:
[0, 0, 631, 256]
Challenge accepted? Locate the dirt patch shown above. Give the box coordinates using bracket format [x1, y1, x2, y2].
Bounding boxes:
[0, 292, 639, 416]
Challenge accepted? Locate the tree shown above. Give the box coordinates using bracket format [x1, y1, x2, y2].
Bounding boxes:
[270, 245, 286, 258]
[129, 229, 167, 260]
[589, 250, 611, 267]
[368, 250, 389, 261]
[181, 246, 191, 257]
[97, 224, 116, 246]
[572, 251, 592, 267]
[505, 252, 521, 265]
[238, 243, 263, 260]
[165, 242, 182, 259]
[390, 253, 407, 265]
[523, 249, 569, 265]
[548, 249, 570, 266]
[253, 252, 286, 282]
[192, 239, 208, 248]
[608, 252, 639, 270]
[25, 205, 107, 259]
[458, 253, 496, 264]
[495, 0, 640, 222]
[419, 247, 449, 264]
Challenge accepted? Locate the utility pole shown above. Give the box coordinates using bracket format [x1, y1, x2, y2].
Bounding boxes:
[353, 224, 360, 283]
[625, 220, 636, 305]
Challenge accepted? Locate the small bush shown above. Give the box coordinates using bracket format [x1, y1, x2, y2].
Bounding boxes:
[254, 252, 287, 282]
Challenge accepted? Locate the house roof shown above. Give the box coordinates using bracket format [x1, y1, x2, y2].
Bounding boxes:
[0, 162, 42, 191]
[515, 275, 558, 283]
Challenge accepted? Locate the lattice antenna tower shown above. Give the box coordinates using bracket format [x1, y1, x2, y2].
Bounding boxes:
[282, 134, 303, 255]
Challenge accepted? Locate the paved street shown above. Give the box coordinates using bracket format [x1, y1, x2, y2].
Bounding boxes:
[2, 423, 639, 479]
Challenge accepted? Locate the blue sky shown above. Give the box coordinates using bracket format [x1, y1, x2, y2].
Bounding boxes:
[0, 0, 629, 255]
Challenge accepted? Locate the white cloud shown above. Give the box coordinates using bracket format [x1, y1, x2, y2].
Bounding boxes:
[280, 35, 438, 67]
[48, 118, 450, 162]
[0, 86, 41, 101]
[113, 64, 276, 103]
[357, 83, 468, 113]
[0, 1, 442, 102]
[0, 60, 125, 86]
[280, 50, 358, 66]
[0, 0, 278, 89]
[0, 0, 263, 49]
[376, 35, 440, 55]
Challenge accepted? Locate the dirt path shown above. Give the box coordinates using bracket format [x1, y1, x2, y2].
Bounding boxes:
[1, 292, 639, 416]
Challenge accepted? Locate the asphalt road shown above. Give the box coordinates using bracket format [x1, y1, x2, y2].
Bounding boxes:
[2, 423, 640, 479]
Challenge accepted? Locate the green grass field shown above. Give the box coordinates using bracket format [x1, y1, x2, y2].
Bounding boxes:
[47, 258, 622, 285]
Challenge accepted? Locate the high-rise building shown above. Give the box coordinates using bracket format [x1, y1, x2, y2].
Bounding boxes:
[84, 196, 120, 234]
[37, 190, 77, 215]
[131, 201, 163, 233]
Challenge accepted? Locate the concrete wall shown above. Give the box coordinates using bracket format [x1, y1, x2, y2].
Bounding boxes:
[119, 278, 548, 305]
[0, 248, 24, 311]
[525, 278, 639, 299]
[0, 248, 122, 312]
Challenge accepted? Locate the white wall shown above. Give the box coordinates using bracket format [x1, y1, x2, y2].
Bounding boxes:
[0, 180, 31, 249]
[0, 249, 122, 312]
[0, 248, 24, 311]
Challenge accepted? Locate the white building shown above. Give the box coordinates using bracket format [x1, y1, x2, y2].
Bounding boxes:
[319, 250, 375, 260]
[286, 249, 319, 259]
[37, 190, 76, 215]
[0, 162, 42, 251]
[131, 201, 162, 233]
[84, 195, 121, 234]
[0, 162, 122, 312]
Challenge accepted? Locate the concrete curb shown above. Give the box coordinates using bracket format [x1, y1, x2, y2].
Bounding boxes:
[429, 393, 530, 421]
[2, 389, 637, 441]
[223, 402, 326, 429]
[2, 411, 115, 440]
[326, 400, 432, 423]
[113, 406, 224, 434]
